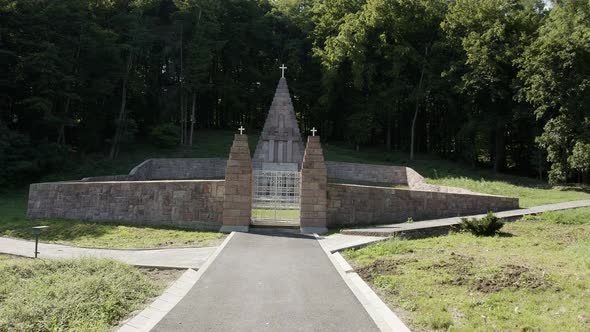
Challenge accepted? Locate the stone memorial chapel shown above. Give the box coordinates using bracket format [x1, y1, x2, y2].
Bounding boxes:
[27, 66, 519, 234]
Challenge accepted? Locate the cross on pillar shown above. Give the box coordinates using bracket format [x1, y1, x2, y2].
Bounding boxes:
[311, 127, 318, 136]
[279, 64, 287, 78]
[238, 126, 245, 135]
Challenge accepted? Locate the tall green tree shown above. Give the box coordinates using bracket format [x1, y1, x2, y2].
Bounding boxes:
[443, 0, 544, 172]
[519, 0, 590, 183]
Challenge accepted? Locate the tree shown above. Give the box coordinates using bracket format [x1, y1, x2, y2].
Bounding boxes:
[519, 0, 590, 183]
[443, 0, 544, 172]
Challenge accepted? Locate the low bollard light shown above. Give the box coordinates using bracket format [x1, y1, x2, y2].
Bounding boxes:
[32, 226, 49, 258]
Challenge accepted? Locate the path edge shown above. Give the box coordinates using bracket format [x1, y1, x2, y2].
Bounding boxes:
[315, 234, 411, 332]
[117, 232, 236, 332]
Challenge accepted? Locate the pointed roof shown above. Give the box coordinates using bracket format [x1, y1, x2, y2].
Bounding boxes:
[253, 78, 304, 169]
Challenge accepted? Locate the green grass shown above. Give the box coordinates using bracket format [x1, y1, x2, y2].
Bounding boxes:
[0, 192, 225, 249]
[252, 208, 300, 221]
[344, 208, 590, 331]
[0, 255, 169, 331]
[3, 130, 589, 248]
[31, 130, 590, 208]
[323, 142, 590, 207]
[41, 130, 258, 183]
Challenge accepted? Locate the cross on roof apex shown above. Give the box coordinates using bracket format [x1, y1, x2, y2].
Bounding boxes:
[311, 127, 318, 136]
[238, 126, 245, 135]
[280, 64, 287, 78]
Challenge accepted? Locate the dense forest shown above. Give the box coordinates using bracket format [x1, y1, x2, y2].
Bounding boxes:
[1, 0, 589, 185]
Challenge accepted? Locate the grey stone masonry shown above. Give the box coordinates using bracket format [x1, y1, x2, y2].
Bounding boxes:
[27, 180, 224, 229]
[326, 183, 519, 227]
[129, 158, 227, 180]
[221, 135, 252, 233]
[253, 78, 304, 169]
[300, 136, 328, 234]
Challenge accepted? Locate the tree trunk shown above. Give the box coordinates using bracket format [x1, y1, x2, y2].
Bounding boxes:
[179, 23, 185, 145]
[493, 121, 506, 173]
[110, 53, 132, 160]
[180, 92, 185, 145]
[386, 109, 392, 150]
[189, 91, 196, 146]
[411, 60, 427, 160]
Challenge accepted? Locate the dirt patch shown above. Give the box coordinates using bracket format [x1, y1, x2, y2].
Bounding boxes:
[474, 264, 551, 293]
[431, 255, 552, 293]
[141, 267, 184, 285]
[426, 253, 475, 286]
[356, 258, 417, 280]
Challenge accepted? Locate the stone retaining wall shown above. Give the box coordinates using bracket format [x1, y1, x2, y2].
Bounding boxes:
[27, 180, 224, 229]
[326, 183, 519, 227]
[325, 161, 408, 185]
[129, 158, 227, 180]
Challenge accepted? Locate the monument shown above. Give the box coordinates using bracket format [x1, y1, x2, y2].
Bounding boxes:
[252, 64, 305, 171]
[26, 64, 520, 234]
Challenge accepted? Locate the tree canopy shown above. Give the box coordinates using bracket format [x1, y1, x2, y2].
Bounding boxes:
[0, 0, 588, 185]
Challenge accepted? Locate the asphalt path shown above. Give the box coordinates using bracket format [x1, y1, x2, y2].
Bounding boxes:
[152, 231, 379, 331]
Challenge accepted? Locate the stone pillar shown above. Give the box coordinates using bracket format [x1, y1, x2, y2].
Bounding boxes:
[299, 136, 328, 234]
[221, 134, 252, 233]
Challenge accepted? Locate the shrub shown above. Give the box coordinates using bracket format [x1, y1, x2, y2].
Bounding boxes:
[0, 125, 68, 187]
[149, 123, 179, 148]
[459, 212, 504, 236]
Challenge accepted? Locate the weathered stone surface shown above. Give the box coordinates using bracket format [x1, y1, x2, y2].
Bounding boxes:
[27, 180, 224, 229]
[326, 183, 519, 227]
[81, 158, 227, 182]
[325, 161, 473, 194]
[129, 158, 227, 180]
[222, 135, 252, 232]
[253, 78, 304, 169]
[300, 136, 328, 233]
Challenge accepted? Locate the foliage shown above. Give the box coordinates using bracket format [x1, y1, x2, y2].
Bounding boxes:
[459, 212, 504, 236]
[0, 125, 68, 187]
[0, 256, 163, 331]
[519, 0, 590, 183]
[344, 210, 590, 330]
[0, 0, 589, 185]
[150, 123, 180, 148]
[569, 142, 590, 176]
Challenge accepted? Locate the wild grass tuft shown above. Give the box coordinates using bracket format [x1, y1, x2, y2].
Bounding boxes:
[0, 256, 163, 331]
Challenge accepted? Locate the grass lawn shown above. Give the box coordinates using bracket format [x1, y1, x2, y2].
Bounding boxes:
[0, 192, 225, 249]
[252, 208, 300, 221]
[36, 129, 590, 209]
[323, 143, 590, 207]
[0, 255, 179, 331]
[344, 207, 590, 331]
[3, 130, 589, 248]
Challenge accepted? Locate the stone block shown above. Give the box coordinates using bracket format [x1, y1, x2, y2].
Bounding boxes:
[222, 134, 252, 228]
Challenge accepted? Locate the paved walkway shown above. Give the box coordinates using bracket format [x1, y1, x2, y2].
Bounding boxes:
[152, 231, 379, 332]
[340, 199, 590, 237]
[320, 234, 386, 253]
[0, 237, 216, 269]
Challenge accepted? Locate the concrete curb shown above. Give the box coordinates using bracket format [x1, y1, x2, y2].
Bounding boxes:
[328, 237, 391, 253]
[315, 234, 411, 332]
[340, 199, 590, 237]
[117, 232, 236, 332]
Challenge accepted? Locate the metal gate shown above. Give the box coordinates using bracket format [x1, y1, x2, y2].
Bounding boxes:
[251, 170, 300, 224]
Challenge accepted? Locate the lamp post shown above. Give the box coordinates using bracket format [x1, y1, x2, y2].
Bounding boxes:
[32, 226, 48, 258]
